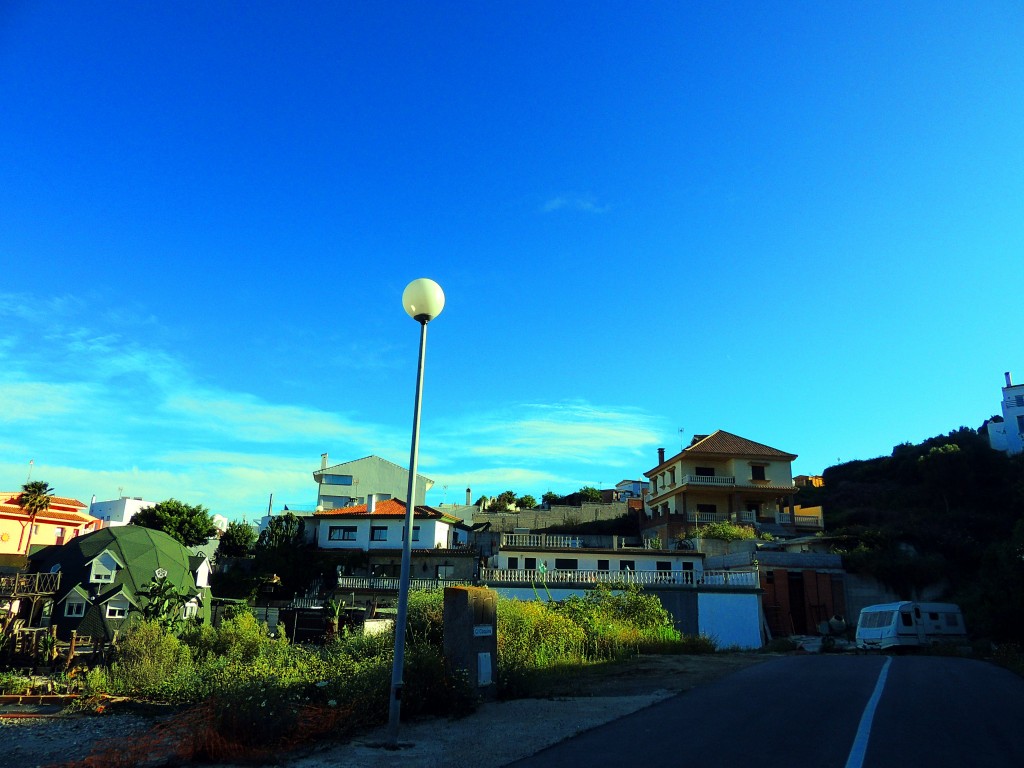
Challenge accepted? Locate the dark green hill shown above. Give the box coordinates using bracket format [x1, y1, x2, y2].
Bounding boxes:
[807, 427, 1024, 641]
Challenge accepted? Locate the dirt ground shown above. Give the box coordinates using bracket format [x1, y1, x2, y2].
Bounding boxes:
[0, 653, 772, 768]
[531, 652, 769, 697]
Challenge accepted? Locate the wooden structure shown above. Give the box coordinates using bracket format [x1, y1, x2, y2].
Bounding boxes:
[0, 571, 61, 632]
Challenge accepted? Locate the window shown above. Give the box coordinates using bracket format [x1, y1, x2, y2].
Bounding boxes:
[656, 561, 672, 571]
[597, 559, 609, 571]
[508, 557, 519, 570]
[900, 612, 913, 628]
[90, 552, 119, 583]
[182, 602, 199, 619]
[751, 465, 767, 481]
[322, 474, 353, 486]
[436, 564, 455, 579]
[695, 467, 715, 477]
[1016, 395, 1024, 407]
[65, 600, 85, 618]
[370, 526, 388, 542]
[106, 599, 129, 619]
[554, 558, 578, 570]
[524, 557, 537, 570]
[697, 503, 717, 514]
[619, 559, 635, 571]
[54, 527, 65, 538]
[328, 526, 357, 541]
[1018, 414, 1024, 433]
[319, 495, 353, 509]
[401, 526, 421, 542]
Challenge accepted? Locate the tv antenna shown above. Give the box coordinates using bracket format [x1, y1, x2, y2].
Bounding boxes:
[679, 427, 685, 450]
[26, 459, 33, 483]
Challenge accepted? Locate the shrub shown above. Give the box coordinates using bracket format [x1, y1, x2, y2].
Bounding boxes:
[695, 521, 756, 541]
[106, 619, 197, 701]
[405, 589, 445, 648]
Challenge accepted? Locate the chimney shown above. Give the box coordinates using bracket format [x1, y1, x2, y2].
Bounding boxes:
[320, 452, 329, 470]
[367, 493, 376, 514]
[1006, 372, 1013, 388]
[658, 447, 665, 464]
[466, 487, 471, 505]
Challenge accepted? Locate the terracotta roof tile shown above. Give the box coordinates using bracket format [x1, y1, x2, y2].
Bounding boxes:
[313, 499, 462, 524]
[647, 430, 797, 473]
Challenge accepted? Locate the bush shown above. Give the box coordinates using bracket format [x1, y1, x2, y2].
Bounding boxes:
[106, 619, 198, 701]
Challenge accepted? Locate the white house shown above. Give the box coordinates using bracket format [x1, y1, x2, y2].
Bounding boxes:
[88, 497, 159, 527]
[479, 531, 763, 648]
[313, 496, 465, 551]
[614, 479, 646, 500]
[987, 372, 1024, 456]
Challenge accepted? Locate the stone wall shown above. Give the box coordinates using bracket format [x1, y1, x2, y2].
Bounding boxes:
[472, 502, 632, 533]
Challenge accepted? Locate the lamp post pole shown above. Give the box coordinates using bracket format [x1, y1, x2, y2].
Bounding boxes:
[387, 278, 445, 745]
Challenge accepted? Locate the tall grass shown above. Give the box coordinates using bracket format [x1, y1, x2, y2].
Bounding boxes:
[76, 587, 715, 745]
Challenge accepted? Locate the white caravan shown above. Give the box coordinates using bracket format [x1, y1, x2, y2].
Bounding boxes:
[855, 601, 967, 651]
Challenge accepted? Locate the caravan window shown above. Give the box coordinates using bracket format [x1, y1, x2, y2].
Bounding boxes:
[900, 612, 913, 627]
[861, 611, 895, 629]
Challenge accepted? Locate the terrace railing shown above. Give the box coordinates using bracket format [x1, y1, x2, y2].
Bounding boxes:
[501, 533, 582, 549]
[0, 572, 60, 597]
[334, 576, 473, 591]
[479, 568, 758, 588]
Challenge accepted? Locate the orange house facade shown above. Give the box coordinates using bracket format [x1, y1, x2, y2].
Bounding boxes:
[0, 492, 99, 555]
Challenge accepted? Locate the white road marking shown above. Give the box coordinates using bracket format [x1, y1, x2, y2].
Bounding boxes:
[845, 656, 893, 768]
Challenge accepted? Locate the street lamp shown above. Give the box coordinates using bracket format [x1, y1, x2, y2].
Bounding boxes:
[387, 277, 445, 744]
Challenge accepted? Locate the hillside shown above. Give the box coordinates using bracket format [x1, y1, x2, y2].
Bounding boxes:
[800, 427, 1024, 641]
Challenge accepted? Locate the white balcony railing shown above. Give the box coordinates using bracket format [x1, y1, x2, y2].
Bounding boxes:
[501, 533, 582, 549]
[794, 512, 824, 529]
[684, 474, 736, 486]
[687, 510, 726, 524]
[479, 568, 758, 589]
[335, 576, 472, 591]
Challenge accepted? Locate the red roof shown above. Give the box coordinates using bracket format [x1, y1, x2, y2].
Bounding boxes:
[313, 498, 462, 524]
[0, 492, 93, 525]
[648, 430, 797, 474]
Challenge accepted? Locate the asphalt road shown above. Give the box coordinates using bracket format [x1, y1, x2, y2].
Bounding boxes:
[507, 655, 1024, 768]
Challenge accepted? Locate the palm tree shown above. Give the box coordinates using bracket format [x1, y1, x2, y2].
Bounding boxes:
[20, 480, 54, 555]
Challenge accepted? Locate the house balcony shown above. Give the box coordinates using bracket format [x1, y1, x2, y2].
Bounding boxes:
[0, 572, 60, 598]
[501, 533, 583, 549]
[650, 475, 797, 500]
[479, 567, 758, 588]
[335, 576, 474, 592]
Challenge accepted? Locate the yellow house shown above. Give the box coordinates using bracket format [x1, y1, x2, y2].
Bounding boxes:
[0, 492, 99, 555]
[643, 430, 803, 542]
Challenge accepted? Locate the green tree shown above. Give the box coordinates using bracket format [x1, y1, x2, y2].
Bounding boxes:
[20, 480, 54, 555]
[577, 486, 602, 503]
[217, 520, 258, 559]
[132, 499, 218, 547]
[255, 512, 304, 552]
[516, 494, 537, 510]
[253, 512, 318, 592]
[542, 491, 561, 506]
[489, 490, 517, 512]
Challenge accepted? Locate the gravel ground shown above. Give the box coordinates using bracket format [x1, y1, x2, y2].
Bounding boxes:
[1, 654, 768, 768]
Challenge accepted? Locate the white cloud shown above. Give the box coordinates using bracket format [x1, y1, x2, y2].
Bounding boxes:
[0, 293, 666, 516]
[541, 195, 611, 214]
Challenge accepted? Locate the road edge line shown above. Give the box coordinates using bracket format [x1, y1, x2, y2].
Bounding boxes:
[844, 656, 893, 768]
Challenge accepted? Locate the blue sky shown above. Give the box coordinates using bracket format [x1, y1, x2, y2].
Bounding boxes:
[2, 2, 1021, 519]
